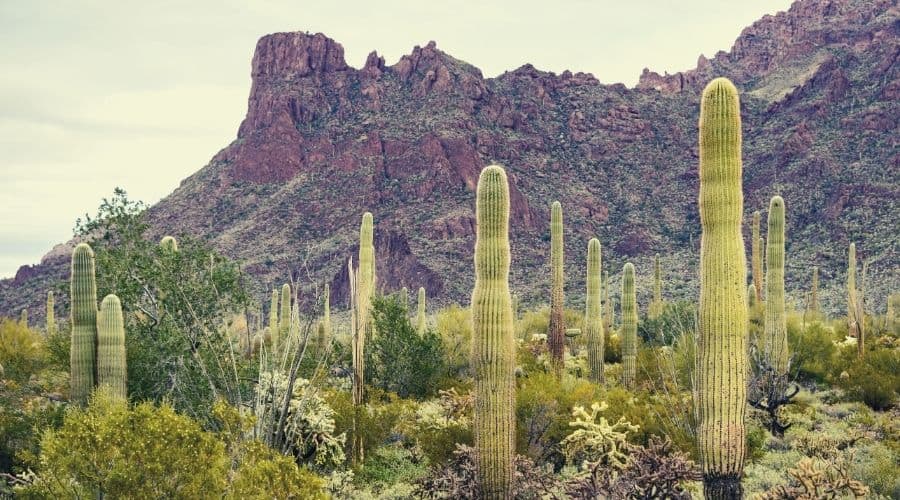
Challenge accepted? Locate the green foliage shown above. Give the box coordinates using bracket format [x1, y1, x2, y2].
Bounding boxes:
[227, 440, 328, 499]
[367, 296, 446, 399]
[435, 304, 472, 378]
[326, 389, 417, 464]
[637, 300, 696, 347]
[417, 287, 427, 335]
[405, 389, 474, 464]
[0, 318, 45, 382]
[835, 347, 899, 410]
[356, 444, 429, 490]
[18, 389, 229, 498]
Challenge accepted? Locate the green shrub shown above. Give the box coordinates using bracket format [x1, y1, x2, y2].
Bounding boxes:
[434, 304, 471, 378]
[356, 444, 429, 488]
[836, 348, 899, 410]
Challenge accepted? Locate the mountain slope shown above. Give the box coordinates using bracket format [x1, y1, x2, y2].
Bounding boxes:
[3, 0, 898, 320]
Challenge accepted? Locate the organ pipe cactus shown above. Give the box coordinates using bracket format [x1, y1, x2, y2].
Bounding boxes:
[764, 196, 788, 375]
[471, 165, 516, 498]
[751, 211, 763, 303]
[97, 294, 127, 399]
[416, 287, 427, 335]
[548, 201, 566, 376]
[585, 238, 604, 382]
[696, 77, 749, 499]
[46, 291, 56, 335]
[70, 243, 99, 406]
[621, 263, 637, 389]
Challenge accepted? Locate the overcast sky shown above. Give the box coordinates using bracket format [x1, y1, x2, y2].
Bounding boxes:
[0, 0, 794, 278]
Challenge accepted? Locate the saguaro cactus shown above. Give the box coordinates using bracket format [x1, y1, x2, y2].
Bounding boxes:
[748, 284, 757, 309]
[649, 254, 664, 319]
[351, 212, 376, 464]
[268, 289, 278, 344]
[321, 283, 331, 349]
[621, 263, 637, 389]
[46, 291, 56, 335]
[696, 77, 748, 499]
[809, 267, 819, 315]
[585, 238, 604, 382]
[548, 201, 566, 376]
[603, 270, 613, 333]
[160, 235, 178, 252]
[416, 287, 427, 335]
[848, 243, 860, 345]
[751, 211, 763, 303]
[764, 196, 788, 375]
[70, 243, 99, 406]
[278, 283, 291, 348]
[399, 287, 409, 312]
[471, 165, 516, 499]
[97, 294, 127, 399]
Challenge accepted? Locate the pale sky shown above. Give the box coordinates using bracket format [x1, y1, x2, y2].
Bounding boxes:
[0, 0, 794, 278]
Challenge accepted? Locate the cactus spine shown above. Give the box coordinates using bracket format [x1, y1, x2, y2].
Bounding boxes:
[809, 267, 819, 315]
[160, 235, 178, 252]
[696, 78, 748, 499]
[621, 263, 637, 389]
[97, 294, 127, 399]
[70, 243, 99, 406]
[46, 291, 56, 335]
[416, 287, 427, 335]
[764, 196, 788, 375]
[471, 165, 516, 498]
[585, 238, 604, 383]
[548, 201, 566, 376]
[751, 211, 763, 304]
[278, 283, 291, 348]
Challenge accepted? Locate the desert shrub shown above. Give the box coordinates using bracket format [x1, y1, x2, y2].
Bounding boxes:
[756, 457, 868, 499]
[404, 389, 473, 464]
[434, 304, 471, 378]
[414, 444, 557, 499]
[836, 347, 899, 410]
[605, 331, 622, 363]
[637, 301, 696, 346]
[789, 319, 838, 383]
[599, 387, 696, 457]
[227, 440, 328, 499]
[17, 390, 229, 498]
[367, 297, 446, 399]
[326, 389, 417, 461]
[850, 441, 900, 498]
[0, 318, 45, 381]
[517, 307, 549, 341]
[356, 444, 429, 490]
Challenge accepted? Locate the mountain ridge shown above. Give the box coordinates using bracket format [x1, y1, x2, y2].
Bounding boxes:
[2, 0, 897, 321]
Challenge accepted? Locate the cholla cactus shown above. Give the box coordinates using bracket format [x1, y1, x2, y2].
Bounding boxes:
[696, 77, 749, 499]
[97, 294, 127, 399]
[70, 243, 99, 406]
[585, 238, 604, 382]
[417, 287, 427, 335]
[621, 263, 637, 389]
[764, 196, 788, 375]
[561, 401, 639, 470]
[548, 201, 566, 376]
[471, 165, 516, 498]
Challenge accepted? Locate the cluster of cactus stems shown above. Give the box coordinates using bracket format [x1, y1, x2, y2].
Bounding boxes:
[471, 165, 516, 498]
[548, 201, 566, 377]
[696, 77, 748, 499]
[751, 211, 763, 304]
[70, 243, 127, 405]
[585, 238, 604, 382]
[416, 287, 427, 335]
[621, 263, 637, 389]
[764, 196, 789, 375]
[46, 291, 56, 335]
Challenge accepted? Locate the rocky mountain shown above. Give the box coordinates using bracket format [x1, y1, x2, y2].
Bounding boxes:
[2, 0, 898, 321]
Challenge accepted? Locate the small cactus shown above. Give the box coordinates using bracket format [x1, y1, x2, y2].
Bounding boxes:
[70, 243, 99, 406]
[160, 235, 178, 252]
[471, 165, 516, 498]
[97, 294, 127, 399]
[621, 263, 637, 389]
[399, 286, 409, 312]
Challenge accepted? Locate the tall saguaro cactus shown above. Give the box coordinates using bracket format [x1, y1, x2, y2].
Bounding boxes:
[471, 165, 516, 499]
[585, 239, 604, 383]
[70, 243, 99, 406]
[621, 263, 637, 389]
[603, 270, 613, 333]
[399, 287, 409, 312]
[764, 196, 788, 375]
[751, 211, 763, 304]
[351, 212, 376, 464]
[416, 287, 427, 335]
[268, 289, 278, 343]
[649, 254, 664, 319]
[548, 201, 566, 376]
[278, 283, 291, 348]
[46, 291, 56, 335]
[696, 77, 749, 499]
[847, 243, 863, 357]
[97, 294, 127, 399]
[809, 267, 819, 315]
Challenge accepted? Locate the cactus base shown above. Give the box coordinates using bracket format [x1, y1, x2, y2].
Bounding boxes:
[703, 475, 743, 500]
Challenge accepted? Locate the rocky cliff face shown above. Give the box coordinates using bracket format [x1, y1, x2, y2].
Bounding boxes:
[2, 0, 898, 319]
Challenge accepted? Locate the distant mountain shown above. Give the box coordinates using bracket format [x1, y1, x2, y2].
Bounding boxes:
[2, 0, 897, 321]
